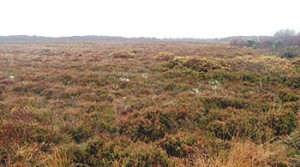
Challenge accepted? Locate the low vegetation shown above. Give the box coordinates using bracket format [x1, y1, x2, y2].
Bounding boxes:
[0, 41, 299, 166]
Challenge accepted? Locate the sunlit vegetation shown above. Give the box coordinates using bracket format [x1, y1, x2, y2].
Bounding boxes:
[0, 41, 299, 166]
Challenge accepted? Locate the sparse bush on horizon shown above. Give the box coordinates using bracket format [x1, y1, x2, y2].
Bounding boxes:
[230, 29, 300, 59]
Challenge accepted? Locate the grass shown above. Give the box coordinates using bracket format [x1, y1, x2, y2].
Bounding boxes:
[0, 41, 299, 166]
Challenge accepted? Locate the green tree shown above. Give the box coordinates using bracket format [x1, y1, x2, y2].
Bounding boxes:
[272, 39, 285, 49]
[245, 38, 257, 48]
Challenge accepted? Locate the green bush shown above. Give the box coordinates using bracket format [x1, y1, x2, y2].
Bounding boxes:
[245, 38, 257, 48]
[272, 39, 286, 49]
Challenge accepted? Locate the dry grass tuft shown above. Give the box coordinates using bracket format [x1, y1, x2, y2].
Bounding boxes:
[192, 140, 290, 167]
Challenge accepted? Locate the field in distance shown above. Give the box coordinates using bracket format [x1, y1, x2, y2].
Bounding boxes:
[0, 41, 299, 166]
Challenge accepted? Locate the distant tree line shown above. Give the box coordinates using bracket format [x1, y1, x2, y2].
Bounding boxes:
[230, 29, 300, 58]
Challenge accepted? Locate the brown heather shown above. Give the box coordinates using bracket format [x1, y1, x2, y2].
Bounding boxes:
[0, 41, 299, 166]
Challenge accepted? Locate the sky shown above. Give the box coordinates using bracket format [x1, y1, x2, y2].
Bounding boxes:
[1, 0, 300, 38]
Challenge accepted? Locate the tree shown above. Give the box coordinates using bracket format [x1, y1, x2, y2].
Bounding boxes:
[245, 38, 257, 48]
[274, 29, 296, 39]
[272, 39, 285, 49]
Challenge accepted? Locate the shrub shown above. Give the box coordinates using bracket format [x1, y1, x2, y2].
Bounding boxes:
[280, 46, 300, 59]
[119, 109, 176, 142]
[245, 38, 257, 48]
[283, 74, 300, 89]
[193, 141, 291, 167]
[0, 147, 9, 166]
[283, 130, 300, 165]
[87, 103, 117, 133]
[272, 39, 286, 49]
[124, 142, 170, 167]
[65, 144, 86, 165]
[0, 123, 62, 145]
[68, 137, 170, 167]
[156, 52, 175, 61]
[159, 133, 201, 157]
[184, 58, 221, 72]
[206, 120, 232, 140]
[278, 89, 299, 103]
[265, 109, 297, 136]
[67, 126, 92, 143]
[109, 51, 135, 59]
[206, 110, 276, 142]
[165, 57, 222, 73]
[202, 96, 249, 111]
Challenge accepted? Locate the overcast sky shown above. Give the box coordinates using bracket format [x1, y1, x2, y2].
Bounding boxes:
[0, 0, 299, 38]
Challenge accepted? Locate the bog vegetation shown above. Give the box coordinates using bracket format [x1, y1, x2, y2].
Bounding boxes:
[0, 38, 299, 166]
